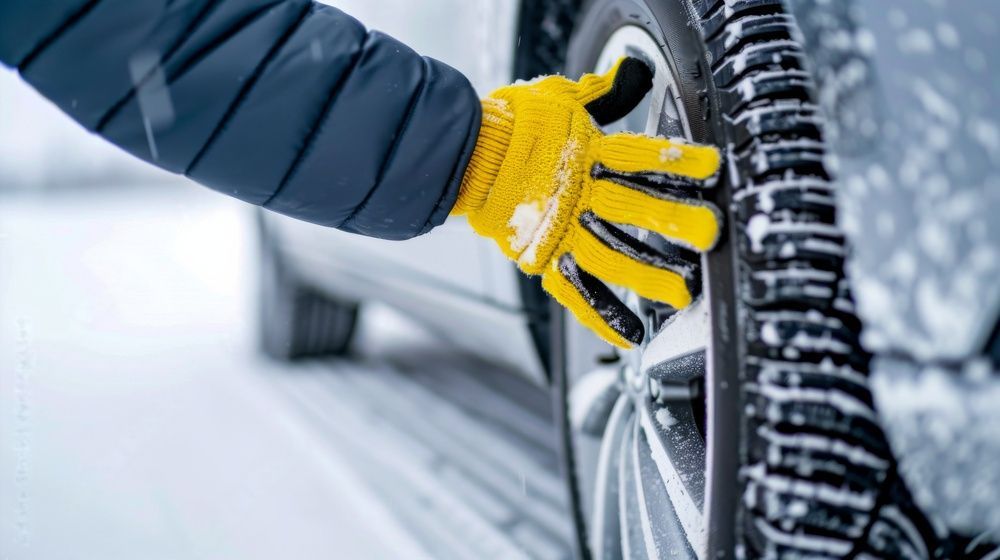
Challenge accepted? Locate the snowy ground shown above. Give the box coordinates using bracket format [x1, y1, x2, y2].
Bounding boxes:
[0, 185, 571, 559]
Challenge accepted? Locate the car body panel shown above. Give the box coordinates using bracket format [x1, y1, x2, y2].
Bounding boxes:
[277, 222, 547, 381]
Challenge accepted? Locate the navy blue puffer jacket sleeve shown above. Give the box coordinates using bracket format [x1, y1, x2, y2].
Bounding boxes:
[0, 0, 482, 239]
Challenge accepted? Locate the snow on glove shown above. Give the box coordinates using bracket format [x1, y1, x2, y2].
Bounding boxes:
[452, 57, 722, 349]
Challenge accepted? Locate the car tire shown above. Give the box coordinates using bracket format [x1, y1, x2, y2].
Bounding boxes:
[545, 0, 964, 558]
[257, 211, 359, 361]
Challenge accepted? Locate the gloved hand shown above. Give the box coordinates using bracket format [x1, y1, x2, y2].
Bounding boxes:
[453, 57, 722, 349]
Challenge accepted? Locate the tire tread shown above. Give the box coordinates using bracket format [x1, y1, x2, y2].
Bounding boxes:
[690, 3, 949, 558]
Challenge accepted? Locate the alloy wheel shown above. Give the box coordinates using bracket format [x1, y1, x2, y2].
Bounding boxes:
[560, 25, 717, 560]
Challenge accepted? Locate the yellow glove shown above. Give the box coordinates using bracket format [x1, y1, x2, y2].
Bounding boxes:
[453, 57, 722, 349]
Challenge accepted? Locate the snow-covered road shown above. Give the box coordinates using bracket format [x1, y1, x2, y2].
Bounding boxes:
[0, 185, 572, 559]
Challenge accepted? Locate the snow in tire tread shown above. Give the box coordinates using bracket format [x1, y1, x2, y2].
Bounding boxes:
[688, 1, 948, 558]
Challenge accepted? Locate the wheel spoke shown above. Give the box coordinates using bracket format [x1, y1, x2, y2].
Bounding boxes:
[641, 298, 708, 380]
[633, 418, 698, 560]
[648, 351, 706, 385]
[618, 420, 648, 560]
[590, 394, 631, 560]
[638, 396, 707, 557]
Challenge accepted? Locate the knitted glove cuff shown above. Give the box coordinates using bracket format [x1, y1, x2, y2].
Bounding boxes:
[452, 98, 515, 215]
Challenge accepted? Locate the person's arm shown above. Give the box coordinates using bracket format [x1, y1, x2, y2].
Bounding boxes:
[1, 1, 723, 349]
[0, 0, 480, 239]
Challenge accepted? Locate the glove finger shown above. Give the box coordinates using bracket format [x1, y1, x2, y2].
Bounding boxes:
[542, 253, 644, 349]
[590, 178, 722, 252]
[576, 56, 654, 126]
[596, 132, 721, 181]
[573, 212, 700, 308]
